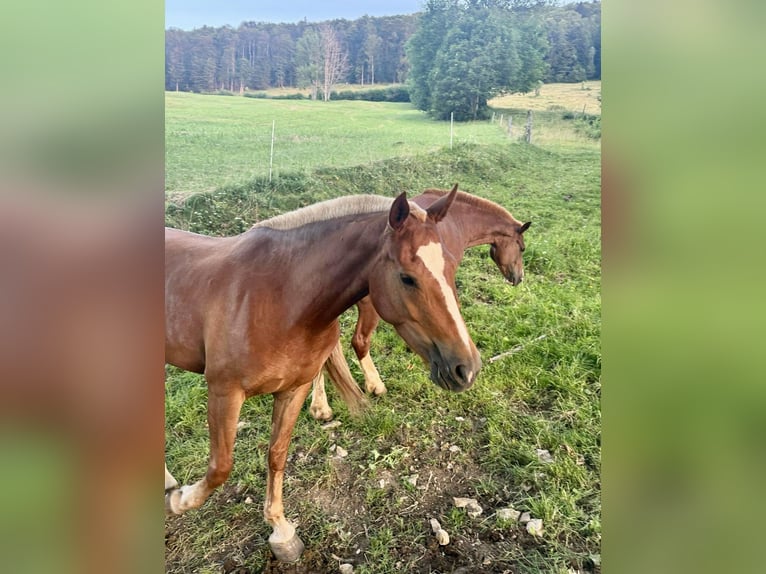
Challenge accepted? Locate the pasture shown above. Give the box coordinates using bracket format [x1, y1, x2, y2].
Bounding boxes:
[165, 85, 599, 201]
[165, 88, 601, 573]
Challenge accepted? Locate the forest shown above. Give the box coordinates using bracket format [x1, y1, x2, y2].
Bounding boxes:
[165, 1, 600, 97]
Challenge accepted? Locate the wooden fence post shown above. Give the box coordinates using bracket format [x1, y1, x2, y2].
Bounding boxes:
[507, 116, 513, 138]
[524, 110, 533, 144]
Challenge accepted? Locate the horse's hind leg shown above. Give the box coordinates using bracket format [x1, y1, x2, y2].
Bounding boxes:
[166, 385, 245, 515]
[165, 463, 178, 491]
[265, 382, 313, 562]
[309, 371, 333, 421]
[353, 297, 386, 395]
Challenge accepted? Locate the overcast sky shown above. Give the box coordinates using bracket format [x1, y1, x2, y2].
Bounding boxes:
[165, 0, 428, 30]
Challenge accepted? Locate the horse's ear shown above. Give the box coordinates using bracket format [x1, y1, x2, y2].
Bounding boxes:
[388, 192, 410, 231]
[519, 221, 531, 234]
[427, 183, 458, 223]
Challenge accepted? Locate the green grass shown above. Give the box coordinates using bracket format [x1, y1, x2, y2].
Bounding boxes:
[165, 95, 600, 574]
[165, 90, 598, 199]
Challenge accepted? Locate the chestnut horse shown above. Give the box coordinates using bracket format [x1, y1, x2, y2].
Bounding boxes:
[309, 189, 531, 421]
[164, 187, 481, 562]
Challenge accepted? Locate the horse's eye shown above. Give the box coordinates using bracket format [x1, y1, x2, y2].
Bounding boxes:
[400, 274, 417, 287]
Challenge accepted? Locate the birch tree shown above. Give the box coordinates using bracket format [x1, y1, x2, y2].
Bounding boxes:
[320, 25, 349, 101]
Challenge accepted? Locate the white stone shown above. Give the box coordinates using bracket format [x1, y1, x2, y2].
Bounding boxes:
[435, 529, 450, 546]
[496, 507, 521, 521]
[536, 448, 554, 463]
[453, 497, 476, 508]
[322, 420, 342, 430]
[466, 501, 483, 518]
[526, 518, 544, 536]
[339, 563, 354, 574]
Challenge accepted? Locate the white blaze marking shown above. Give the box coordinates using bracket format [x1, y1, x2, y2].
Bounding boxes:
[415, 242, 472, 350]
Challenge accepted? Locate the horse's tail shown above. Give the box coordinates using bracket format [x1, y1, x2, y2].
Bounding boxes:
[323, 341, 368, 416]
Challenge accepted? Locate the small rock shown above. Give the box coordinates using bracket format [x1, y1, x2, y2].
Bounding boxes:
[466, 501, 483, 518]
[244, 496, 253, 505]
[339, 564, 354, 574]
[496, 507, 521, 521]
[519, 512, 531, 524]
[483, 557, 492, 565]
[455, 416, 465, 422]
[429, 518, 442, 533]
[404, 474, 418, 486]
[335, 446, 348, 458]
[453, 497, 476, 508]
[526, 518, 544, 536]
[435, 529, 450, 546]
[236, 421, 249, 431]
[321, 420, 342, 430]
[536, 448, 554, 463]
[449, 445, 461, 453]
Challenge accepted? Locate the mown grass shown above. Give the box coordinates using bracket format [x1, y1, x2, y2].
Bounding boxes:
[165, 96, 600, 574]
[165, 84, 599, 200]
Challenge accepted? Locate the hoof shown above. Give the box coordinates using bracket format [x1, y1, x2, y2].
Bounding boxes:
[370, 384, 387, 397]
[165, 488, 183, 516]
[310, 406, 334, 421]
[269, 534, 305, 562]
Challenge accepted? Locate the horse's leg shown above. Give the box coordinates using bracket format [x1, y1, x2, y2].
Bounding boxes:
[352, 297, 386, 395]
[165, 462, 179, 491]
[308, 371, 333, 421]
[166, 385, 245, 514]
[265, 382, 312, 562]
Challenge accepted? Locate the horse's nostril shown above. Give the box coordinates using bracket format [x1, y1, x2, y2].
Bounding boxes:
[455, 364, 468, 383]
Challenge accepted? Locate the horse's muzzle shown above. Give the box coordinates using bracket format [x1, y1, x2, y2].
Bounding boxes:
[429, 346, 481, 392]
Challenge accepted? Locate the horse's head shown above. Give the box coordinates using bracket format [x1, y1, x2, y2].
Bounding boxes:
[369, 185, 482, 392]
[489, 220, 531, 286]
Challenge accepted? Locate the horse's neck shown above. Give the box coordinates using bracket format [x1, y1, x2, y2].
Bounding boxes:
[242, 214, 386, 329]
[443, 198, 516, 250]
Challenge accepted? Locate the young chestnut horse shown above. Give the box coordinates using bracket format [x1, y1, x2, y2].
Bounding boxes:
[309, 189, 530, 421]
[164, 187, 481, 562]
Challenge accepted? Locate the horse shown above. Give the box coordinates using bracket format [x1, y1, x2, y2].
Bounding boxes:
[164, 185, 482, 562]
[308, 189, 531, 421]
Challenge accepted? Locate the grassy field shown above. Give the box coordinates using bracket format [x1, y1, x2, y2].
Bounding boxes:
[165, 84, 599, 200]
[165, 87, 600, 574]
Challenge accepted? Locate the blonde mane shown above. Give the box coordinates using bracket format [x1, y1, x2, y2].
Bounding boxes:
[254, 195, 395, 230]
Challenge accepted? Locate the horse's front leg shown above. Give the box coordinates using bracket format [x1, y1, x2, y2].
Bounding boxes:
[265, 382, 312, 562]
[166, 384, 245, 514]
[353, 297, 386, 395]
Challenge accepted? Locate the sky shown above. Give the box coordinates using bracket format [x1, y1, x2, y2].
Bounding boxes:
[165, 0, 427, 30]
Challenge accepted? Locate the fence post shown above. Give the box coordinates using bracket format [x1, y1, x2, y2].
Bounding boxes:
[507, 115, 513, 138]
[524, 110, 532, 144]
[499, 113, 503, 126]
[450, 112, 454, 149]
[269, 119, 275, 183]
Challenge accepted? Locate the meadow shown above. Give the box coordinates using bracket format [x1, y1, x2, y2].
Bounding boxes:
[165, 83, 600, 201]
[165, 86, 601, 574]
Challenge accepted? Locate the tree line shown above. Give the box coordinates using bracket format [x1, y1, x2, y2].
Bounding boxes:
[165, 2, 600, 106]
